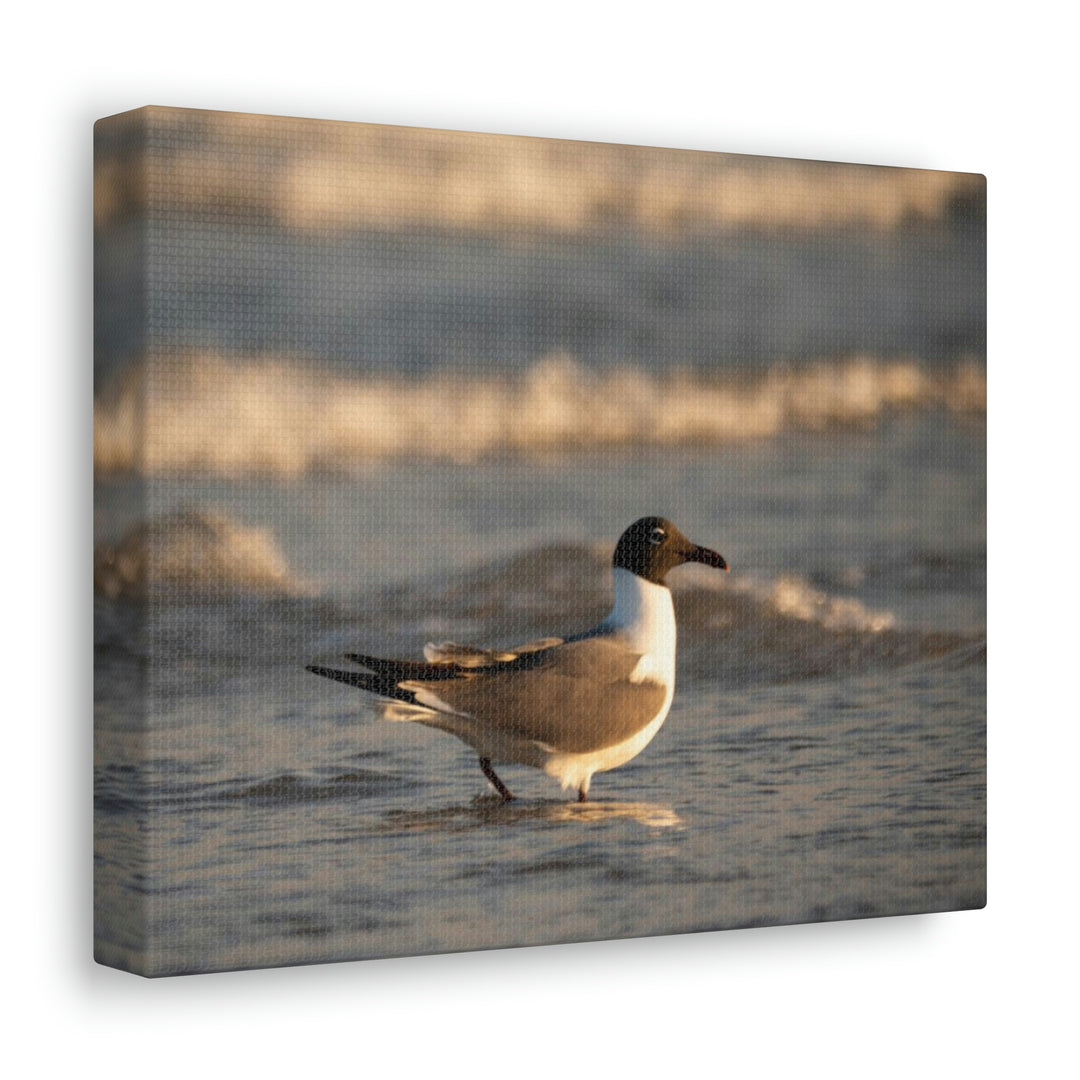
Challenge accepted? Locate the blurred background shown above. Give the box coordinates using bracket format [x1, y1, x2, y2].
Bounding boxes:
[94, 106, 984, 478]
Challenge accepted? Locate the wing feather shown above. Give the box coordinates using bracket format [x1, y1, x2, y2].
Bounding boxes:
[401, 637, 666, 753]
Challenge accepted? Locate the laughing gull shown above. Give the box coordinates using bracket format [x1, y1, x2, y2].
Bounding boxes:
[307, 517, 728, 802]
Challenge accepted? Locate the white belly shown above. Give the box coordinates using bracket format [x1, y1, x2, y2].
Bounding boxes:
[540, 685, 674, 794]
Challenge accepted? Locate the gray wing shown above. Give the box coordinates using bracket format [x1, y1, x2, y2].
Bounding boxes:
[422, 637, 564, 666]
[401, 636, 666, 753]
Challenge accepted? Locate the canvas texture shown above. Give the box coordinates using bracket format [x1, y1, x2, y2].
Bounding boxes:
[93, 106, 986, 977]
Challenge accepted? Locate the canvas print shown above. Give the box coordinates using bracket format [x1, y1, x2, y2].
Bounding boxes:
[93, 106, 986, 977]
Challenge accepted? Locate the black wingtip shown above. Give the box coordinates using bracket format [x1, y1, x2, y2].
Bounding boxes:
[306, 664, 374, 690]
[307, 663, 357, 682]
[306, 662, 419, 703]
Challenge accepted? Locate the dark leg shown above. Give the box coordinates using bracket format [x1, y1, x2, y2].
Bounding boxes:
[479, 757, 515, 801]
[577, 787, 588, 803]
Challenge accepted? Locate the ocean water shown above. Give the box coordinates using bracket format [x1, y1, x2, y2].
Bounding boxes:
[94, 416, 985, 976]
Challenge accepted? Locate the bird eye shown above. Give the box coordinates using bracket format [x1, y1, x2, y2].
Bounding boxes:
[648, 527, 666, 545]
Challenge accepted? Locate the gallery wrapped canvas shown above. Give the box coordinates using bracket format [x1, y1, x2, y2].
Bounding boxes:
[94, 106, 986, 977]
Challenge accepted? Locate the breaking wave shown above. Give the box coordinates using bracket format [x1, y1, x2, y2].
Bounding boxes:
[94, 515, 982, 686]
[94, 508, 311, 601]
[357, 541, 982, 686]
[94, 352, 986, 477]
[95, 108, 984, 235]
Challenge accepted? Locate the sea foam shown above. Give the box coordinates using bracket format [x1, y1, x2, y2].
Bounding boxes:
[94, 352, 986, 478]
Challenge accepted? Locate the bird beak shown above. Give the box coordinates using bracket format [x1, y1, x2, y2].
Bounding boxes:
[688, 544, 728, 572]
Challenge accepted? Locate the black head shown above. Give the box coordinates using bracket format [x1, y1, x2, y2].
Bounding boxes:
[612, 516, 728, 585]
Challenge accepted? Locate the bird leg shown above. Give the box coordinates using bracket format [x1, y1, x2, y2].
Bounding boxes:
[577, 787, 588, 803]
[479, 757, 515, 801]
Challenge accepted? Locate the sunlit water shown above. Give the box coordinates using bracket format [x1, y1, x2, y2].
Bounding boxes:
[94, 418, 985, 976]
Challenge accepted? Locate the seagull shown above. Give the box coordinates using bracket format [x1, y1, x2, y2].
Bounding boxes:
[307, 517, 728, 802]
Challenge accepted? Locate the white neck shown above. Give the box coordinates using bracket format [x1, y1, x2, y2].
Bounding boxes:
[605, 567, 677, 663]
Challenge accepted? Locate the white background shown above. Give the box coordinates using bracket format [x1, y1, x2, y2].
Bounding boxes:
[5, 2, 1074, 1076]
